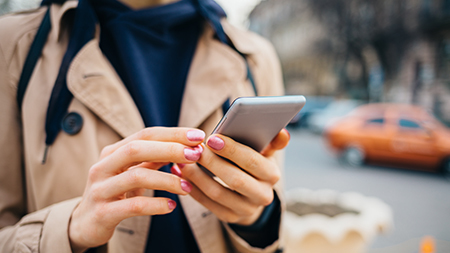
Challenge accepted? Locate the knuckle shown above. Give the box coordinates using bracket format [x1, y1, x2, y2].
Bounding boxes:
[241, 205, 256, 217]
[228, 175, 245, 191]
[207, 186, 223, 200]
[128, 200, 145, 214]
[122, 141, 140, 157]
[167, 175, 180, 191]
[100, 144, 114, 158]
[92, 204, 105, 221]
[88, 163, 102, 181]
[172, 129, 184, 141]
[89, 184, 104, 202]
[260, 190, 274, 206]
[168, 144, 180, 158]
[181, 165, 195, 178]
[137, 128, 155, 140]
[227, 142, 238, 156]
[225, 213, 240, 224]
[125, 169, 142, 185]
[201, 153, 214, 167]
[155, 199, 169, 213]
[267, 170, 281, 185]
[245, 154, 259, 172]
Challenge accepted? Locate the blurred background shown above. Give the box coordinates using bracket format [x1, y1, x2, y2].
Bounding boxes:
[2, 0, 450, 252]
[245, 0, 450, 252]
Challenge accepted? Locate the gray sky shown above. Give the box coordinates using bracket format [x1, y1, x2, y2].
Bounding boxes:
[1, 0, 261, 28]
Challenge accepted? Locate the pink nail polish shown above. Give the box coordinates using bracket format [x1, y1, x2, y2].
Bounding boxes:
[180, 179, 192, 193]
[184, 148, 201, 161]
[194, 144, 203, 153]
[207, 136, 224, 150]
[177, 163, 186, 169]
[168, 200, 176, 210]
[187, 130, 205, 142]
[171, 166, 182, 177]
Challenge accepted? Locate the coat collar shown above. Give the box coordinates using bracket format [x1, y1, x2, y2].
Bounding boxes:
[54, 1, 255, 137]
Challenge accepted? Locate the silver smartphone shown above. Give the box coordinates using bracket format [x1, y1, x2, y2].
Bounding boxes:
[212, 96, 306, 152]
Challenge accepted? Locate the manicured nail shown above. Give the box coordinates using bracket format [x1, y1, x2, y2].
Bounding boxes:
[177, 163, 186, 169]
[284, 128, 291, 139]
[168, 200, 176, 210]
[171, 165, 182, 177]
[187, 130, 205, 142]
[184, 148, 201, 161]
[194, 144, 203, 153]
[207, 136, 225, 150]
[180, 179, 192, 193]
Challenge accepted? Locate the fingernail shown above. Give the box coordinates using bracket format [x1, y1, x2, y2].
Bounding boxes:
[180, 179, 192, 193]
[168, 200, 176, 210]
[207, 136, 224, 150]
[194, 144, 203, 153]
[184, 148, 201, 161]
[177, 163, 186, 169]
[284, 128, 291, 139]
[171, 165, 182, 177]
[187, 130, 205, 142]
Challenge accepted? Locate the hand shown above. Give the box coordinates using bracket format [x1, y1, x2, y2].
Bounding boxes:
[69, 127, 205, 251]
[175, 129, 290, 226]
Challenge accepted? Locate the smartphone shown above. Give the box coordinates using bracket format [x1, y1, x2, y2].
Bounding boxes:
[212, 96, 306, 152]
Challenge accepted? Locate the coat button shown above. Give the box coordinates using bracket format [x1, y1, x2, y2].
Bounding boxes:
[61, 112, 83, 135]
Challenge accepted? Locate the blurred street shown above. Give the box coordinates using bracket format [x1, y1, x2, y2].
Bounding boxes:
[284, 127, 450, 252]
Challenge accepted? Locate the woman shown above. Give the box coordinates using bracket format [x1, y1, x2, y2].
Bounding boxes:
[0, 0, 288, 252]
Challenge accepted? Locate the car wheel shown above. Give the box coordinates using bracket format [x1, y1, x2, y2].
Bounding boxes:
[342, 146, 365, 167]
[443, 158, 450, 178]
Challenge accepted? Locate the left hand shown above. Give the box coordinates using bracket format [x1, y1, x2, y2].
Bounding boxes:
[173, 129, 290, 225]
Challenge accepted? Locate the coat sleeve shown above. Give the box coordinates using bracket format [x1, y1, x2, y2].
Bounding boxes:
[0, 12, 82, 253]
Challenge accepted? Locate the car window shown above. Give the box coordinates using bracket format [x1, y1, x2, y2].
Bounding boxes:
[366, 118, 385, 125]
[398, 119, 422, 129]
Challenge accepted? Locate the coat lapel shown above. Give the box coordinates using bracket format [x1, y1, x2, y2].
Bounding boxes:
[178, 26, 248, 128]
[66, 40, 145, 138]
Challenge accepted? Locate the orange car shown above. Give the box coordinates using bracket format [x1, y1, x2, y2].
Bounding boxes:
[324, 103, 450, 175]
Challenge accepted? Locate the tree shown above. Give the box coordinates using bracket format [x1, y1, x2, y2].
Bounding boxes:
[305, 0, 420, 100]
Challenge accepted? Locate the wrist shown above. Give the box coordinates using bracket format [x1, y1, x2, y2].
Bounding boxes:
[68, 208, 89, 253]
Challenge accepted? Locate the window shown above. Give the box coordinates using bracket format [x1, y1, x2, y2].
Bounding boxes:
[398, 119, 422, 129]
[366, 118, 385, 124]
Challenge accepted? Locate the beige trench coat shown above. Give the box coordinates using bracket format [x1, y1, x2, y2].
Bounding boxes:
[0, 1, 285, 252]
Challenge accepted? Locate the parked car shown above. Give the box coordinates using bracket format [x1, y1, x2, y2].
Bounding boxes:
[289, 96, 334, 128]
[325, 103, 450, 175]
[308, 99, 363, 134]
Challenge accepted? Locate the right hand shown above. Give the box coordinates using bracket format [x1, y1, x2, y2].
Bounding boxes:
[68, 127, 205, 252]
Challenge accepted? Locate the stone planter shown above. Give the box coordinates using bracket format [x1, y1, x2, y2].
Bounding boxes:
[282, 189, 393, 253]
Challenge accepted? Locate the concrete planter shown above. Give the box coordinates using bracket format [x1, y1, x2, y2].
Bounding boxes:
[282, 189, 393, 253]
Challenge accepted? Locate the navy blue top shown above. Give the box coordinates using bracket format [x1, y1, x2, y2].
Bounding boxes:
[92, 0, 203, 128]
[91, 0, 208, 252]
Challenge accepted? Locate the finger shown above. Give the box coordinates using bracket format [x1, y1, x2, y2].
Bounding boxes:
[206, 135, 281, 185]
[187, 183, 241, 224]
[136, 162, 170, 170]
[91, 141, 203, 179]
[99, 167, 193, 199]
[261, 128, 290, 157]
[187, 182, 265, 225]
[180, 163, 259, 217]
[197, 148, 274, 206]
[104, 196, 177, 221]
[100, 127, 205, 159]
